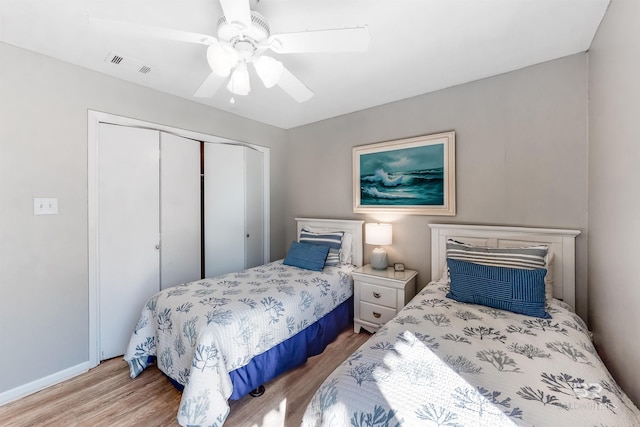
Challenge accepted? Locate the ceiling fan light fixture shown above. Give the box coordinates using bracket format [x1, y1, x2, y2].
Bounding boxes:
[253, 56, 284, 88]
[227, 62, 250, 96]
[207, 44, 238, 77]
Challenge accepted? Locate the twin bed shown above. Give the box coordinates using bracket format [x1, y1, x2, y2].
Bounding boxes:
[302, 224, 640, 426]
[124, 218, 364, 426]
[125, 220, 640, 427]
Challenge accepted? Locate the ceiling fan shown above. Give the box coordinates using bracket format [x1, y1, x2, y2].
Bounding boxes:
[93, 0, 369, 102]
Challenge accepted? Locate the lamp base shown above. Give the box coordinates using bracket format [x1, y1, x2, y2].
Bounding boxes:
[370, 248, 388, 270]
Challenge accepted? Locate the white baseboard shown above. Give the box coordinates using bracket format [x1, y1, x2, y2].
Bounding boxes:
[0, 361, 92, 406]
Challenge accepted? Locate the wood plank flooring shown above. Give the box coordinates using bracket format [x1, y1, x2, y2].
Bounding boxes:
[0, 326, 370, 427]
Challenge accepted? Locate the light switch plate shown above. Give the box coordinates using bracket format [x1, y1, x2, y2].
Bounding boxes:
[34, 198, 58, 215]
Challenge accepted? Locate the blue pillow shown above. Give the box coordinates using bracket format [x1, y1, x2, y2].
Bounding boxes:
[283, 241, 330, 271]
[446, 258, 550, 318]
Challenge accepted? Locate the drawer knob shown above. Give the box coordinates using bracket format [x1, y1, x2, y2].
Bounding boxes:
[373, 292, 381, 298]
[373, 312, 381, 318]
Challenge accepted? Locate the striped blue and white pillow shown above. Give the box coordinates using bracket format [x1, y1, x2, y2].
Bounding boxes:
[446, 258, 549, 318]
[325, 248, 341, 266]
[300, 228, 344, 267]
[446, 239, 548, 269]
[300, 229, 344, 249]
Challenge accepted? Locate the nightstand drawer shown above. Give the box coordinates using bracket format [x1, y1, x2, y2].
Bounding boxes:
[353, 265, 417, 334]
[360, 282, 397, 308]
[359, 301, 396, 325]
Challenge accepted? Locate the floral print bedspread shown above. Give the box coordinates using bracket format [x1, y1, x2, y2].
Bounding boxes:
[124, 260, 354, 427]
[302, 281, 640, 427]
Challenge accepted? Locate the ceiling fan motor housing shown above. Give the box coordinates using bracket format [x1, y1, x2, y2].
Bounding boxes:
[217, 11, 270, 43]
[234, 41, 256, 62]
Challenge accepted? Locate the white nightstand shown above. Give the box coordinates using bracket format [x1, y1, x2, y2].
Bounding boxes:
[352, 265, 418, 333]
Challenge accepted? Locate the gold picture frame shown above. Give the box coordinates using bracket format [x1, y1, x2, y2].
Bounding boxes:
[353, 131, 456, 216]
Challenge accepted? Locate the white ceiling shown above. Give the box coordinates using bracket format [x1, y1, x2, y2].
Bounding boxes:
[0, 0, 609, 129]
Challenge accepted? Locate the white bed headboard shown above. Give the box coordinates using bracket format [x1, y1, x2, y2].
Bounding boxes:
[429, 224, 581, 309]
[295, 218, 365, 267]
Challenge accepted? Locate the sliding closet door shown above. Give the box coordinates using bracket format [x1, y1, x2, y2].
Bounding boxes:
[160, 133, 201, 289]
[245, 147, 264, 269]
[98, 124, 160, 360]
[204, 143, 245, 277]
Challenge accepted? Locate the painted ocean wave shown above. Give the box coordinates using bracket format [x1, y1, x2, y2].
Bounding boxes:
[360, 167, 444, 206]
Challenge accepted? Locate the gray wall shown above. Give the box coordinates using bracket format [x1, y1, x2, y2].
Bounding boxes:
[588, 0, 640, 405]
[0, 42, 288, 394]
[287, 54, 589, 317]
[7, 18, 638, 407]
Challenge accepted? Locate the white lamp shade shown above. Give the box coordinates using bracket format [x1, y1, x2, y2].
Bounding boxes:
[365, 223, 392, 246]
[226, 62, 250, 96]
[207, 44, 238, 78]
[253, 56, 284, 88]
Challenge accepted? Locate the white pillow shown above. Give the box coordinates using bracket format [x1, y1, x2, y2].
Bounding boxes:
[544, 252, 554, 300]
[340, 232, 353, 265]
[437, 263, 450, 285]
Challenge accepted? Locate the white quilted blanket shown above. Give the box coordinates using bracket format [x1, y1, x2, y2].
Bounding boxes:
[124, 260, 354, 427]
[302, 281, 640, 427]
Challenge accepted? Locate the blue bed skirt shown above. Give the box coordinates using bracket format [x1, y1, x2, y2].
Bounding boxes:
[166, 296, 354, 400]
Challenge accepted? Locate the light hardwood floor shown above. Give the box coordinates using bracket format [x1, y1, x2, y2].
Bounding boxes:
[0, 326, 370, 427]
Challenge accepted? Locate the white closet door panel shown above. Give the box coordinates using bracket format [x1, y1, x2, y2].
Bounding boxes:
[204, 143, 245, 277]
[98, 124, 160, 360]
[245, 147, 264, 268]
[160, 133, 201, 289]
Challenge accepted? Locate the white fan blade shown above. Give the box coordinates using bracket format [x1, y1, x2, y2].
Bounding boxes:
[194, 72, 226, 97]
[219, 0, 252, 30]
[277, 66, 313, 103]
[91, 18, 217, 45]
[269, 27, 369, 54]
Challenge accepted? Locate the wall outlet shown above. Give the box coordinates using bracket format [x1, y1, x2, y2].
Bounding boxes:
[34, 198, 58, 215]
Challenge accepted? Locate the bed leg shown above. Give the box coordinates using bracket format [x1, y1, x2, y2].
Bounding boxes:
[249, 385, 265, 397]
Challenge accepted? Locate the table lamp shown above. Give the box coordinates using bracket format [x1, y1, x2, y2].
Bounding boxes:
[365, 223, 392, 269]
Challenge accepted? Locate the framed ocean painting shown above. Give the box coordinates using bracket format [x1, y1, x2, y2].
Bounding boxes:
[353, 131, 456, 215]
